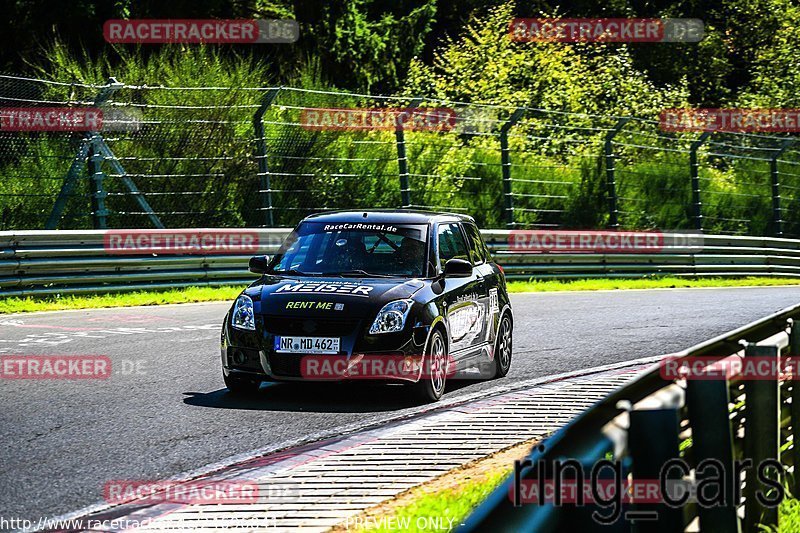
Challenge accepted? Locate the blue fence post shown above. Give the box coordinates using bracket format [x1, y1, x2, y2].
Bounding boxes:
[92, 140, 163, 228]
[743, 342, 780, 532]
[253, 87, 281, 227]
[789, 320, 800, 498]
[87, 137, 109, 229]
[500, 108, 525, 229]
[628, 408, 684, 532]
[685, 378, 740, 532]
[46, 77, 123, 230]
[689, 132, 712, 232]
[395, 98, 422, 209]
[604, 118, 630, 229]
[770, 139, 794, 237]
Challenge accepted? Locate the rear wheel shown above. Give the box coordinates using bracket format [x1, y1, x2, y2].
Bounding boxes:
[224, 373, 261, 396]
[415, 329, 447, 402]
[493, 314, 512, 378]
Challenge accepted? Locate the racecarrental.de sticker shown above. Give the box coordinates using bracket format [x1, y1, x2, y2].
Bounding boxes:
[322, 223, 398, 233]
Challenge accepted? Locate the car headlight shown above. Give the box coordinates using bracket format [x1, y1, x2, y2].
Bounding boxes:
[231, 294, 256, 331]
[369, 299, 413, 334]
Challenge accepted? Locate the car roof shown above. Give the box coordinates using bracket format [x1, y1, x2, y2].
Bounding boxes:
[301, 209, 475, 225]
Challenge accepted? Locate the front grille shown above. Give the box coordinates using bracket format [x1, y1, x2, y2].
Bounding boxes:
[262, 315, 360, 337]
[268, 353, 303, 377]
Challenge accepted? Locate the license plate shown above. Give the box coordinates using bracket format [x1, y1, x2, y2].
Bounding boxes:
[274, 336, 340, 354]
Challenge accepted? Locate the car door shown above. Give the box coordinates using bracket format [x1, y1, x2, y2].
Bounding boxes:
[436, 222, 487, 358]
[462, 221, 499, 345]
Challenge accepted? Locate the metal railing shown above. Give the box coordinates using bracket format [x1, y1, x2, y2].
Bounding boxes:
[461, 303, 800, 532]
[3, 230, 800, 296]
[2, 74, 800, 235]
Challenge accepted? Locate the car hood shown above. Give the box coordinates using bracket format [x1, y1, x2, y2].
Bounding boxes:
[246, 275, 425, 317]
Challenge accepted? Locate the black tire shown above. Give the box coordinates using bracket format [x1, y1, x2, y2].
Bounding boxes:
[493, 314, 512, 378]
[224, 373, 261, 396]
[415, 329, 448, 402]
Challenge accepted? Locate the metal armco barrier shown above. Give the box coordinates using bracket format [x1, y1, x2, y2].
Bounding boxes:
[460, 303, 800, 533]
[2, 230, 800, 296]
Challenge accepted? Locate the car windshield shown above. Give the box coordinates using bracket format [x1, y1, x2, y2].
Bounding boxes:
[270, 221, 429, 277]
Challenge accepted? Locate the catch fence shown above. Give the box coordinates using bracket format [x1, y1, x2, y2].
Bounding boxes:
[1, 74, 800, 235]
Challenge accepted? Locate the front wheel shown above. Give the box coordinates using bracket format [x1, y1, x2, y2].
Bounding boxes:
[492, 314, 512, 378]
[415, 329, 448, 402]
[224, 373, 262, 396]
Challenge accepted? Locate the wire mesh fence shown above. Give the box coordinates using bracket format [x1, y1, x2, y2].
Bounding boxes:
[1, 73, 799, 234]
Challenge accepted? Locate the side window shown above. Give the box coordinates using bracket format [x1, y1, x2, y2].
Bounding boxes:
[463, 223, 487, 265]
[437, 223, 470, 266]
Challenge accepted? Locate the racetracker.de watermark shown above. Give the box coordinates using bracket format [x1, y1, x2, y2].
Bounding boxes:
[104, 230, 262, 255]
[301, 354, 448, 380]
[661, 355, 800, 380]
[300, 354, 503, 380]
[0, 107, 102, 131]
[104, 19, 299, 44]
[508, 230, 704, 253]
[509, 18, 705, 43]
[299, 107, 457, 132]
[661, 108, 800, 133]
[0, 356, 112, 379]
[103, 480, 260, 505]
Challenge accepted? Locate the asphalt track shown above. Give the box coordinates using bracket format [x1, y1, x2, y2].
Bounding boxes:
[3, 286, 800, 522]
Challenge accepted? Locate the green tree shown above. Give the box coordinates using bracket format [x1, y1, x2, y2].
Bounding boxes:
[403, 2, 688, 116]
[293, 0, 437, 92]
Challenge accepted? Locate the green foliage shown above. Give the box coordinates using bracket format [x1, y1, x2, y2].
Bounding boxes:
[735, 1, 800, 107]
[404, 2, 689, 116]
[773, 496, 800, 532]
[2, 1, 800, 232]
[293, 0, 437, 92]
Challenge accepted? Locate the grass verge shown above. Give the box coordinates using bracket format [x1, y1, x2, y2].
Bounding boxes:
[2, 276, 800, 314]
[0, 286, 242, 314]
[506, 276, 800, 293]
[328, 440, 533, 532]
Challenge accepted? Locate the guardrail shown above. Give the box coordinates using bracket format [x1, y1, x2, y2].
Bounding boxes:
[2, 230, 800, 296]
[461, 303, 800, 532]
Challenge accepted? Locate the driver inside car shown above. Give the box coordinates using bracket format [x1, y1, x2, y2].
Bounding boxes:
[397, 237, 425, 277]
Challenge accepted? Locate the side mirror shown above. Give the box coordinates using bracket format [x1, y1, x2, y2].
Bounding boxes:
[443, 258, 473, 278]
[249, 255, 271, 274]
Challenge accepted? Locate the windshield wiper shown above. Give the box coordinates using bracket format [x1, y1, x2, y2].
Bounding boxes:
[322, 270, 395, 278]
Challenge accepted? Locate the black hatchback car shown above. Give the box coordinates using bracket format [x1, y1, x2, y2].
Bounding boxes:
[220, 210, 512, 401]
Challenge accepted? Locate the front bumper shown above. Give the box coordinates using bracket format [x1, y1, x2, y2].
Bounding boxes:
[221, 314, 429, 383]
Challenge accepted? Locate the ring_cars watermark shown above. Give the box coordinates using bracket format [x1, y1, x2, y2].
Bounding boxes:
[511, 455, 783, 525]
